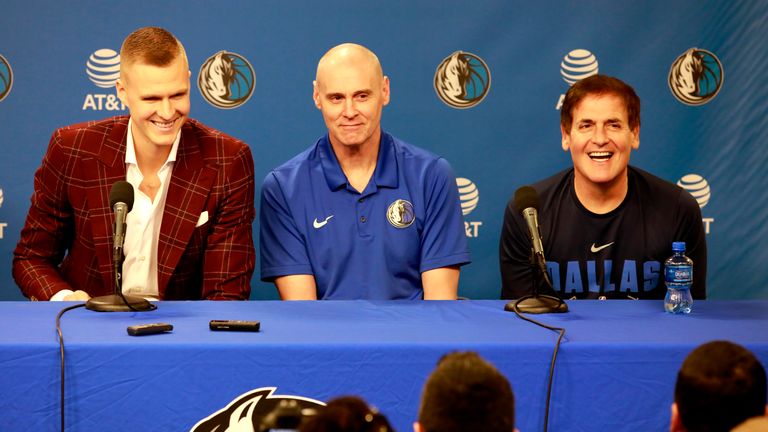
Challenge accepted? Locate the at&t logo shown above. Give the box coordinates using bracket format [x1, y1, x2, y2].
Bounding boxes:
[669, 48, 723, 106]
[434, 51, 491, 109]
[457, 177, 482, 237]
[82, 48, 125, 111]
[198, 51, 255, 109]
[677, 173, 715, 234]
[0, 54, 13, 102]
[555, 49, 599, 110]
[0, 187, 7, 239]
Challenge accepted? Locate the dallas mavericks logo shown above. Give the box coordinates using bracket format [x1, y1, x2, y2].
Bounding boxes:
[387, 199, 415, 228]
[677, 174, 711, 208]
[560, 49, 599, 85]
[191, 387, 324, 432]
[0, 54, 12, 102]
[86, 49, 121, 88]
[668, 48, 723, 106]
[434, 51, 490, 109]
[198, 50, 255, 109]
[456, 177, 479, 215]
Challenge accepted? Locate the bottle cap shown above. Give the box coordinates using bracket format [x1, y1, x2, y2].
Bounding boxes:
[672, 241, 686, 252]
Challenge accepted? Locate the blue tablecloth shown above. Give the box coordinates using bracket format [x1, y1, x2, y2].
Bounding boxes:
[1, 300, 767, 432]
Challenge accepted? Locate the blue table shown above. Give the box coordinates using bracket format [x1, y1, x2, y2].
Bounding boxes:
[1, 300, 767, 432]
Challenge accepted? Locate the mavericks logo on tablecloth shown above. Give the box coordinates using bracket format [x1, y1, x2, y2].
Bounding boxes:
[191, 387, 324, 431]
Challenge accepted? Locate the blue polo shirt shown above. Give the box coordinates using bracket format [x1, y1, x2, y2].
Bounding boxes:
[260, 132, 471, 300]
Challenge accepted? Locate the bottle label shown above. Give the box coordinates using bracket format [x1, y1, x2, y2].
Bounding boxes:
[665, 266, 692, 285]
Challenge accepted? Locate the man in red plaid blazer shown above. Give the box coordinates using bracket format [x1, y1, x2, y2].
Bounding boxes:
[12, 27, 255, 301]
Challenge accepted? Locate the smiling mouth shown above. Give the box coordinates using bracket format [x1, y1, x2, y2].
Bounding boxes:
[588, 151, 613, 161]
[152, 118, 178, 131]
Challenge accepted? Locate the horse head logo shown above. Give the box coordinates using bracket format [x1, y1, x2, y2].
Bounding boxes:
[0, 54, 13, 102]
[202, 52, 235, 102]
[198, 50, 255, 109]
[434, 51, 490, 109]
[191, 387, 324, 432]
[437, 52, 470, 103]
[387, 199, 415, 228]
[668, 48, 723, 106]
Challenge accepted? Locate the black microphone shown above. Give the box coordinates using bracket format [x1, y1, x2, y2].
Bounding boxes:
[109, 181, 134, 265]
[514, 186, 547, 277]
[504, 186, 568, 314]
[86, 181, 154, 312]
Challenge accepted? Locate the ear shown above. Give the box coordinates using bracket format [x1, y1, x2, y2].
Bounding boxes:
[670, 403, 685, 432]
[115, 78, 128, 108]
[312, 80, 321, 110]
[631, 126, 640, 150]
[561, 125, 570, 151]
[381, 75, 391, 106]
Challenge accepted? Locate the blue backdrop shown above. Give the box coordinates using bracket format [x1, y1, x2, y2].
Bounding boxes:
[1, 0, 767, 300]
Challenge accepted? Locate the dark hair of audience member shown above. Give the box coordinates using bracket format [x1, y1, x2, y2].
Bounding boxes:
[675, 340, 767, 432]
[418, 351, 514, 432]
[299, 395, 392, 432]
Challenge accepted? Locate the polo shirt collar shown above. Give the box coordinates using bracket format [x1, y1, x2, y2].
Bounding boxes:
[319, 131, 399, 191]
[373, 132, 398, 189]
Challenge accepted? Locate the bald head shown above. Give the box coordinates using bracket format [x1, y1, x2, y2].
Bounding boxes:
[312, 43, 390, 152]
[315, 43, 383, 84]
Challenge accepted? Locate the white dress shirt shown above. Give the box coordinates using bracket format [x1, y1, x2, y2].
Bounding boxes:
[121, 119, 180, 299]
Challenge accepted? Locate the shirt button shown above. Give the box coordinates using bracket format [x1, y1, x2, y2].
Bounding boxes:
[360, 216, 367, 223]
[139, 256, 146, 262]
[358, 198, 365, 203]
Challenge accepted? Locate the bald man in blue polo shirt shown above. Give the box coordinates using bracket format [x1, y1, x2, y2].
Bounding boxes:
[260, 43, 470, 300]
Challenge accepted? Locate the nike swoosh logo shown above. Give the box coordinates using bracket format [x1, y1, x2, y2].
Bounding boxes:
[590, 242, 614, 253]
[313, 215, 334, 229]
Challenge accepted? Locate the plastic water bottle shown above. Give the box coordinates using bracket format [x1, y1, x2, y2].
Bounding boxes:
[664, 241, 693, 314]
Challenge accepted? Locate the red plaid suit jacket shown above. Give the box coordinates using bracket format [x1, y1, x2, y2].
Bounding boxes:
[13, 116, 255, 300]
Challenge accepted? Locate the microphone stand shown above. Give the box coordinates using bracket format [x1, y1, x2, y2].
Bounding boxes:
[503, 250, 568, 432]
[85, 230, 154, 312]
[505, 249, 568, 314]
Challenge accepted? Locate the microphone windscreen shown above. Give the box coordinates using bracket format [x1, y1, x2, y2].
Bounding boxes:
[109, 181, 134, 212]
[514, 186, 539, 213]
